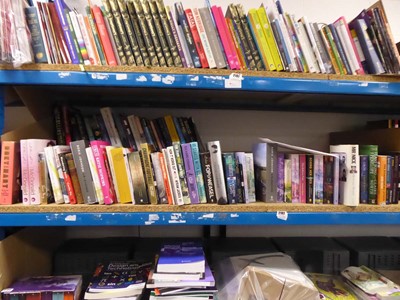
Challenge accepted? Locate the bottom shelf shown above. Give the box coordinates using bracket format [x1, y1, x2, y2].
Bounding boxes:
[0, 203, 400, 226]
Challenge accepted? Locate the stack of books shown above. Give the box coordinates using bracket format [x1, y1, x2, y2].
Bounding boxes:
[83, 261, 152, 300]
[1, 275, 82, 300]
[147, 242, 217, 300]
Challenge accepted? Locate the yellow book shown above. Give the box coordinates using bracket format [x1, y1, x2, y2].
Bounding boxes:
[247, 9, 276, 71]
[164, 115, 180, 143]
[110, 147, 134, 204]
[257, 5, 283, 71]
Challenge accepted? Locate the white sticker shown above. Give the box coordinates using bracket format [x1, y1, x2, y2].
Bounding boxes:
[276, 211, 288, 221]
[65, 215, 77, 222]
[116, 73, 127, 80]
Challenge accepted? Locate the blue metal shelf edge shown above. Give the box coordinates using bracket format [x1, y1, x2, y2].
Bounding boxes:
[2, 69, 400, 96]
[0, 211, 399, 226]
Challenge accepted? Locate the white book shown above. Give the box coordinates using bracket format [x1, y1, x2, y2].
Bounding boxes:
[192, 7, 216, 69]
[100, 107, 122, 147]
[53, 145, 71, 204]
[164, 146, 184, 205]
[44, 146, 63, 204]
[86, 147, 104, 204]
[207, 141, 227, 204]
[330, 144, 360, 207]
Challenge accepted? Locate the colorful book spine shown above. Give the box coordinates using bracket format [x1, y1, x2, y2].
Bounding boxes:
[0, 141, 20, 205]
[182, 143, 200, 204]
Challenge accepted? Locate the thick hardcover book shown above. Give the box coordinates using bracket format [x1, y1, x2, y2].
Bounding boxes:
[149, 0, 173, 67]
[151, 151, 168, 204]
[164, 147, 184, 205]
[182, 143, 200, 204]
[109, 0, 136, 66]
[222, 152, 237, 204]
[200, 151, 216, 204]
[360, 154, 369, 204]
[175, 2, 201, 68]
[330, 144, 360, 206]
[156, 0, 182, 67]
[132, 0, 159, 67]
[92, 5, 117, 66]
[313, 154, 324, 204]
[306, 154, 314, 204]
[140, 143, 158, 204]
[359, 144, 378, 204]
[127, 151, 149, 204]
[142, 0, 166, 67]
[0, 141, 20, 205]
[207, 141, 227, 205]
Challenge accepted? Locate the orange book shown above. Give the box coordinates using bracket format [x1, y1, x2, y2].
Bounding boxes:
[0, 141, 21, 204]
[377, 155, 387, 205]
[92, 5, 117, 66]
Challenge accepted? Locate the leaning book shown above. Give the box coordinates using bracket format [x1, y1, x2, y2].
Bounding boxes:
[1, 275, 82, 300]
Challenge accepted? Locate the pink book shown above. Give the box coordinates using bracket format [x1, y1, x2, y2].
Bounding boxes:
[90, 140, 115, 205]
[28, 139, 56, 205]
[299, 154, 307, 203]
[211, 5, 238, 70]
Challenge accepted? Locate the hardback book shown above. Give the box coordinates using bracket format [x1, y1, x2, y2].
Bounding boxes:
[173, 142, 191, 205]
[156, 242, 205, 274]
[305, 273, 357, 299]
[290, 154, 300, 203]
[84, 261, 151, 299]
[151, 151, 169, 205]
[155, 0, 183, 67]
[70, 140, 97, 204]
[1, 275, 82, 300]
[330, 144, 360, 206]
[27, 139, 56, 205]
[200, 151, 216, 204]
[0, 141, 20, 205]
[222, 152, 237, 204]
[207, 141, 227, 205]
[53, 145, 71, 204]
[140, 143, 158, 205]
[182, 143, 200, 204]
[64, 152, 83, 204]
[90, 140, 115, 205]
[163, 147, 184, 205]
[110, 147, 134, 203]
[148, 0, 173, 67]
[127, 151, 149, 204]
[190, 142, 207, 204]
[359, 145, 378, 204]
[141, 0, 166, 67]
[109, 0, 136, 66]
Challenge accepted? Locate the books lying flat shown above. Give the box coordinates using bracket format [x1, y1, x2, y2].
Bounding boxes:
[1, 275, 82, 300]
[157, 242, 205, 274]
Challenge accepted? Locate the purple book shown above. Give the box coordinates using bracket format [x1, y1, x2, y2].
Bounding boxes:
[1, 275, 82, 295]
[54, 0, 79, 64]
[182, 143, 200, 204]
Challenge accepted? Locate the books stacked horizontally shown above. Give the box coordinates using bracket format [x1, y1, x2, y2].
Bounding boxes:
[84, 261, 152, 300]
[147, 242, 217, 300]
[1, 275, 82, 300]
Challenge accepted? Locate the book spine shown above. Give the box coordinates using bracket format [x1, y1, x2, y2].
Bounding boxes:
[164, 147, 184, 205]
[360, 155, 369, 204]
[149, 0, 173, 67]
[127, 151, 149, 204]
[222, 152, 237, 204]
[175, 2, 200, 68]
[299, 154, 306, 203]
[313, 154, 324, 204]
[290, 154, 300, 203]
[208, 141, 227, 204]
[65, 152, 83, 204]
[200, 151, 216, 203]
[151, 152, 168, 204]
[59, 153, 77, 204]
[140, 143, 158, 204]
[156, 0, 182, 67]
[90, 140, 115, 205]
[132, 0, 159, 66]
[24, 7, 48, 63]
[86, 6, 107, 65]
[323, 155, 334, 204]
[0, 142, 20, 205]
[182, 143, 200, 204]
[306, 154, 314, 204]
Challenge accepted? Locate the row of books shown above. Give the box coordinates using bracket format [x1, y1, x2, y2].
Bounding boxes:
[2, 0, 400, 74]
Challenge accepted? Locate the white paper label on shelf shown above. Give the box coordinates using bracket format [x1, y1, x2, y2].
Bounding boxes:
[225, 73, 243, 89]
[276, 211, 288, 221]
[116, 73, 127, 80]
[65, 215, 77, 222]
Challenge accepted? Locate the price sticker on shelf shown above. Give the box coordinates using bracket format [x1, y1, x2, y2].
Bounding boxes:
[225, 73, 243, 89]
[276, 211, 288, 221]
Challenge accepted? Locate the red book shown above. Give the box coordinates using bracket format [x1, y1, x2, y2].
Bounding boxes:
[91, 5, 117, 66]
[184, 8, 208, 68]
[0, 141, 21, 205]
